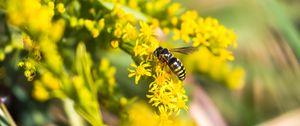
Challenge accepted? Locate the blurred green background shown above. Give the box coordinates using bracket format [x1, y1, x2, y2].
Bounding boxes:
[179, 0, 300, 125]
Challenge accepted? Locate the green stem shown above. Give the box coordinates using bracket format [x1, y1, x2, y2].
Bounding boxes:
[0, 115, 10, 126]
[119, 43, 134, 55]
[0, 103, 16, 126]
[63, 99, 84, 126]
[74, 103, 105, 126]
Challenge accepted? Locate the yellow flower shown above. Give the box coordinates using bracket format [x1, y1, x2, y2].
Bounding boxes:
[56, 3, 65, 13]
[157, 105, 172, 126]
[99, 58, 117, 94]
[40, 39, 63, 73]
[89, 8, 95, 15]
[139, 21, 157, 42]
[192, 33, 210, 47]
[171, 17, 178, 26]
[226, 67, 245, 90]
[172, 28, 181, 40]
[149, 73, 168, 91]
[97, 18, 105, 30]
[120, 97, 128, 106]
[18, 60, 37, 81]
[193, 17, 237, 54]
[219, 49, 234, 61]
[84, 19, 94, 30]
[122, 23, 138, 42]
[113, 22, 123, 38]
[6, 0, 54, 32]
[91, 28, 100, 38]
[49, 19, 65, 41]
[128, 0, 139, 10]
[133, 40, 147, 57]
[181, 10, 198, 22]
[48, 1, 54, 9]
[41, 71, 61, 90]
[110, 40, 119, 48]
[32, 81, 49, 101]
[127, 102, 158, 126]
[78, 18, 85, 26]
[128, 61, 152, 84]
[148, 78, 188, 115]
[70, 16, 78, 27]
[167, 3, 181, 16]
[22, 34, 33, 49]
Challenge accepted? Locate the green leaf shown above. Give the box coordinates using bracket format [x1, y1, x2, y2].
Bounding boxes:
[0, 115, 10, 126]
[75, 42, 94, 94]
[259, 0, 300, 60]
[74, 104, 97, 125]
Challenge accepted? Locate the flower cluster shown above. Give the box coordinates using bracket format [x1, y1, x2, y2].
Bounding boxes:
[6, 0, 54, 33]
[17, 60, 37, 81]
[0, 0, 241, 125]
[2, 0, 117, 125]
[184, 47, 245, 90]
[164, 10, 237, 61]
[99, 0, 240, 123]
[125, 21, 188, 123]
[127, 101, 195, 126]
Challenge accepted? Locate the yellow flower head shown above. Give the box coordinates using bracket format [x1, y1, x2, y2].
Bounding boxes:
[110, 40, 119, 48]
[157, 105, 172, 126]
[133, 40, 148, 57]
[32, 81, 49, 101]
[139, 21, 157, 42]
[122, 23, 138, 42]
[167, 3, 181, 16]
[56, 3, 65, 13]
[128, 61, 152, 84]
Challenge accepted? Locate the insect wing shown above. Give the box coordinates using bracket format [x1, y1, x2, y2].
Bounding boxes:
[169, 47, 198, 54]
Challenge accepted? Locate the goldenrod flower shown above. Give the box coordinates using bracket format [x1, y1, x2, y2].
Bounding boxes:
[91, 28, 100, 38]
[184, 47, 245, 90]
[110, 40, 119, 48]
[171, 17, 178, 26]
[18, 60, 37, 81]
[120, 97, 128, 107]
[56, 3, 65, 13]
[157, 105, 172, 126]
[167, 3, 181, 16]
[128, 0, 139, 10]
[128, 61, 152, 84]
[226, 67, 245, 90]
[32, 81, 49, 101]
[133, 40, 147, 57]
[49, 19, 65, 41]
[84, 19, 94, 30]
[70, 16, 78, 27]
[40, 71, 61, 90]
[149, 73, 168, 91]
[99, 58, 117, 94]
[127, 102, 158, 126]
[192, 33, 210, 47]
[97, 18, 105, 30]
[122, 23, 138, 42]
[3, 0, 241, 124]
[139, 21, 157, 42]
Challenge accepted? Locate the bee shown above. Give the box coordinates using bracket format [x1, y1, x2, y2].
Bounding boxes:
[154, 46, 197, 81]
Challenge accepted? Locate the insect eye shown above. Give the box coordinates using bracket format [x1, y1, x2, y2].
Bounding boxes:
[153, 49, 159, 57]
[154, 46, 163, 57]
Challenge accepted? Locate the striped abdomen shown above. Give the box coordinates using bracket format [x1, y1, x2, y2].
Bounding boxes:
[167, 57, 186, 81]
[154, 47, 186, 81]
